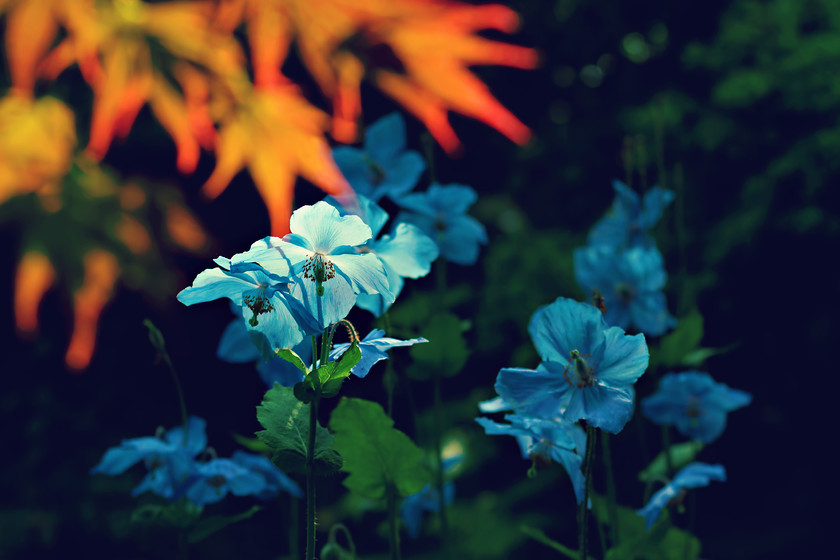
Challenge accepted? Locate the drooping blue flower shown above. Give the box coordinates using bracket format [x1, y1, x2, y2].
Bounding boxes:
[476, 414, 586, 503]
[231, 451, 303, 499]
[91, 417, 207, 499]
[400, 452, 463, 539]
[184, 458, 268, 506]
[327, 195, 439, 316]
[233, 202, 393, 328]
[329, 328, 428, 378]
[637, 462, 726, 530]
[332, 112, 426, 202]
[397, 183, 487, 265]
[574, 245, 676, 336]
[216, 311, 311, 387]
[494, 298, 649, 434]
[642, 371, 752, 443]
[177, 256, 320, 351]
[588, 180, 674, 248]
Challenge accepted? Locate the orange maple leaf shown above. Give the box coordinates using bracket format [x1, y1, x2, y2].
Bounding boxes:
[202, 84, 352, 236]
[39, 0, 245, 173]
[225, 0, 536, 150]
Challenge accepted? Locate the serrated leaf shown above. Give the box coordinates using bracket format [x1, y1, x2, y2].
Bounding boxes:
[256, 384, 342, 475]
[329, 397, 430, 499]
[276, 348, 309, 374]
[408, 312, 468, 379]
[651, 310, 703, 370]
[187, 506, 261, 543]
[638, 441, 704, 483]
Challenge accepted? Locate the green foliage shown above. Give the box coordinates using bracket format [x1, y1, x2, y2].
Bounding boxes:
[256, 384, 342, 475]
[649, 310, 703, 370]
[275, 348, 310, 375]
[407, 312, 469, 379]
[639, 441, 704, 483]
[143, 319, 167, 355]
[521, 525, 595, 560]
[591, 495, 701, 560]
[295, 342, 361, 401]
[329, 397, 429, 499]
[130, 500, 202, 530]
[187, 506, 262, 544]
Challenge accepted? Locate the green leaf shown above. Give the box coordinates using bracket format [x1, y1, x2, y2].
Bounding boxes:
[130, 500, 202, 529]
[681, 343, 738, 367]
[275, 348, 309, 374]
[590, 495, 701, 560]
[256, 384, 342, 475]
[187, 506, 261, 543]
[231, 432, 272, 453]
[651, 310, 703, 370]
[329, 397, 430, 499]
[407, 312, 469, 379]
[638, 441, 704, 483]
[521, 525, 596, 560]
[315, 341, 361, 392]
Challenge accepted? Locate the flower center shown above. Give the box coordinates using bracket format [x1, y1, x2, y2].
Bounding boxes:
[563, 350, 597, 388]
[615, 282, 635, 304]
[207, 474, 227, 488]
[367, 161, 387, 186]
[243, 287, 275, 327]
[686, 396, 703, 423]
[434, 213, 448, 233]
[302, 253, 336, 296]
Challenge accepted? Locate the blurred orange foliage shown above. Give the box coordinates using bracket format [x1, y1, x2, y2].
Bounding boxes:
[0, 0, 534, 369]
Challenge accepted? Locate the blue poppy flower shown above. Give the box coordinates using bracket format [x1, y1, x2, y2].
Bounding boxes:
[184, 458, 268, 506]
[231, 451, 303, 499]
[91, 417, 207, 499]
[400, 482, 455, 539]
[332, 113, 426, 202]
[494, 298, 649, 434]
[574, 245, 676, 336]
[326, 195, 439, 316]
[642, 371, 752, 443]
[476, 414, 586, 503]
[637, 462, 726, 530]
[177, 255, 320, 351]
[588, 180, 674, 248]
[233, 202, 393, 328]
[397, 183, 487, 265]
[400, 452, 462, 539]
[330, 329, 428, 378]
[216, 311, 311, 387]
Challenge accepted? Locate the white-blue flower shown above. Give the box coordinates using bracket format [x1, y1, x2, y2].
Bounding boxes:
[637, 462, 726, 529]
[234, 201, 394, 328]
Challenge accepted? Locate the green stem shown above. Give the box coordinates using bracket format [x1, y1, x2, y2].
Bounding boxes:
[311, 335, 319, 370]
[433, 374, 451, 560]
[579, 425, 597, 560]
[601, 433, 620, 546]
[383, 312, 396, 417]
[290, 495, 300, 560]
[386, 483, 402, 560]
[662, 425, 674, 478]
[305, 396, 320, 560]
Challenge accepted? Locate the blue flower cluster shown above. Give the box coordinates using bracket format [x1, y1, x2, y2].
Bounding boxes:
[574, 180, 676, 336]
[179, 112, 486, 382]
[477, 297, 649, 503]
[91, 417, 301, 507]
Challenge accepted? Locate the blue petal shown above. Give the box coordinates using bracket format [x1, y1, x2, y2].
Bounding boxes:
[217, 317, 261, 363]
[166, 416, 208, 457]
[365, 112, 407, 162]
[597, 327, 648, 385]
[289, 201, 372, 253]
[231, 451, 303, 498]
[638, 187, 676, 230]
[672, 462, 726, 489]
[177, 267, 254, 306]
[374, 223, 439, 279]
[330, 252, 393, 302]
[90, 438, 166, 475]
[477, 396, 511, 413]
[528, 298, 607, 365]
[494, 366, 570, 418]
[381, 152, 425, 200]
[290, 271, 358, 328]
[568, 383, 636, 434]
[332, 146, 376, 197]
